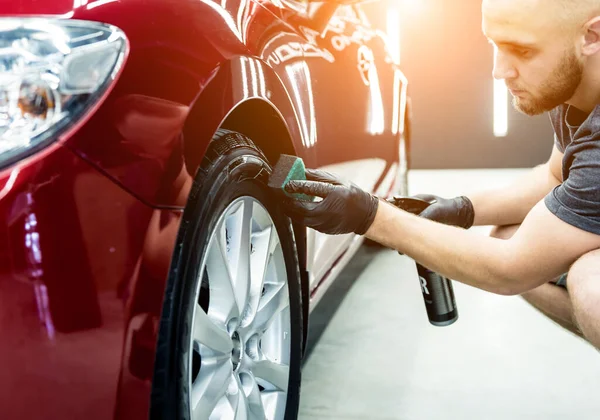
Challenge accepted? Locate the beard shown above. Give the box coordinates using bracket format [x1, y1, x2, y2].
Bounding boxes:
[512, 49, 583, 116]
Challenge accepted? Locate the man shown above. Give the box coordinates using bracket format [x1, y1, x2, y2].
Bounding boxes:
[284, 0, 600, 349]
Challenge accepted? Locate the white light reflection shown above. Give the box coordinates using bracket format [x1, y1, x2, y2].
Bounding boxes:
[493, 44, 508, 137]
[398, 87, 408, 135]
[86, 0, 118, 10]
[386, 7, 401, 64]
[240, 57, 249, 98]
[71, 30, 105, 43]
[286, 62, 316, 147]
[255, 60, 266, 97]
[34, 282, 55, 339]
[239, 57, 266, 99]
[493, 45, 508, 137]
[242, 0, 256, 45]
[237, 0, 246, 41]
[392, 69, 408, 135]
[197, 0, 242, 43]
[493, 78, 508, 137]
[23, 20, 70, 53]
[366, 57, 385, 135]
[0, 168, 20, 201]
[56, 11, 75, 19]
[392, 69, 401, 134]
[248, 57, 258, 96]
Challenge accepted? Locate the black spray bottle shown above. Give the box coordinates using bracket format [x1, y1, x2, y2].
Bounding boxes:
[387, 197, 459, 327]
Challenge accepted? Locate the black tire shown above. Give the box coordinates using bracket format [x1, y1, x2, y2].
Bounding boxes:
[151, 129, 303, 420]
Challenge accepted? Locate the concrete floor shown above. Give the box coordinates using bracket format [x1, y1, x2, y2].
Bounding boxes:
[299, 169, 600, 420]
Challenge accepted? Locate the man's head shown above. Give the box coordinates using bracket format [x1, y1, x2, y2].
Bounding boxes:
[482, 0, 600, 115]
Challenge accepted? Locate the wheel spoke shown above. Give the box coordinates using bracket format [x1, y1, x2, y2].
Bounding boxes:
[252, 282, 289, 334]
[193, 303, 232, 355]
[241, 374, 267, 420]
[235, 199, 253, 320]
[253, 358, 289, 392]
[233, 382, 250, 420]
[206, 226, 240, 322]
[251, 222, 280, 285]
[225, 199, 253, 321]
[191, 359, 232, 419]
[250, 225, 272, 296]
[261, 391, 287, 420]
[267, 225, 280, 257]
[248, 223, 278, 326]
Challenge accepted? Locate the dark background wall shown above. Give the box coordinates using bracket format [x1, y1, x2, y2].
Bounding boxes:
[366, 0, 555, 169]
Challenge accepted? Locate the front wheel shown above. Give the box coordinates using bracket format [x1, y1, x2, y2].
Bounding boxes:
[151, 130, 303, 420]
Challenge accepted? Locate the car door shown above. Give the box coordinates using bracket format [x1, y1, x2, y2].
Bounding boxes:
[277, 1, 400, 289]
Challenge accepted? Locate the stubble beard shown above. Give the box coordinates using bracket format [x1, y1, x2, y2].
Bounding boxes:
[512, 49, 583, 116]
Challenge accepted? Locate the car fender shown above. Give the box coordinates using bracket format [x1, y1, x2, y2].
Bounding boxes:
[182, 55, 309, 177]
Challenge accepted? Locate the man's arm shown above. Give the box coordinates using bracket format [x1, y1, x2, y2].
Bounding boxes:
[365, 199, 600, 295]
[468, 144, 563, 226]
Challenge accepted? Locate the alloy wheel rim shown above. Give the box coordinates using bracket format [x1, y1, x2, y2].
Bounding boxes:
[189, 197, 291, 420]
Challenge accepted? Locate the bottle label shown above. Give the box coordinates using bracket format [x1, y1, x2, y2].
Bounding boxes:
[419, 275, 430, 295]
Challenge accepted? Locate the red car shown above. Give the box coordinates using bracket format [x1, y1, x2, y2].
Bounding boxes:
[0, 0, 410, 418]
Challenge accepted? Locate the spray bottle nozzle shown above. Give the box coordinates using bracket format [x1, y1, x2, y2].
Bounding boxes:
[386, 196, 432, 216]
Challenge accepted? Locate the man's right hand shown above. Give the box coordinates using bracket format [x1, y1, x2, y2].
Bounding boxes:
[411, 194, 475, 229]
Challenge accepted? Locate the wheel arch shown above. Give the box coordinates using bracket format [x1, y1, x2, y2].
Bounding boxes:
[181, 58, 311, 356]
[220, 99, 295, 164]
[181, 57, 309, 177]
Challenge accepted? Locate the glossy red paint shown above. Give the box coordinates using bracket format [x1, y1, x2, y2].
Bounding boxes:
[0, 143, 156, 416]
[0, 0, 409, 418]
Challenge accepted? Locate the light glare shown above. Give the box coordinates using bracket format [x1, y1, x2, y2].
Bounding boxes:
[493, 78, 508, 137]
[386, 7, 400, 64]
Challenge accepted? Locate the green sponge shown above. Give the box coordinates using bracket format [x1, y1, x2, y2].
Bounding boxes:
[268, 154, 316, 202]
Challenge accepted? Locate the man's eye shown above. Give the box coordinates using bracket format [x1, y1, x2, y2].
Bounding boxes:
[514, 48, 532, 58]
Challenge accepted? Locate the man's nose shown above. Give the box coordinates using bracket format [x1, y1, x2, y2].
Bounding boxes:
[492, 49, 517, 80]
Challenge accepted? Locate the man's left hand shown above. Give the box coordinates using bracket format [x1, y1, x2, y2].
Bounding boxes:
[283, 168, 379, 235]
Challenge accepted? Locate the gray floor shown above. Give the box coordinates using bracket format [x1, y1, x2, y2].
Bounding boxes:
[299, 169, 600, 420]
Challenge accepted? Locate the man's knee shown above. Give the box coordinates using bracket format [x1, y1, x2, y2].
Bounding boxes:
[567, 249, 600, 348]
[489, 224, 520, 240]
[568, 249, 600, 294]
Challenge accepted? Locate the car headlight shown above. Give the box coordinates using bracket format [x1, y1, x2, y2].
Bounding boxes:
[0, 18, 127, 169]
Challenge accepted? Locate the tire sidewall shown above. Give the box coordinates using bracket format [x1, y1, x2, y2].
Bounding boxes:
[152, 142, 302, 420]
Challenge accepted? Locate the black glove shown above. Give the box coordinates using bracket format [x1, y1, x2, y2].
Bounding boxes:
[283, 169, 379, 235]
[411, 194, 475, 229]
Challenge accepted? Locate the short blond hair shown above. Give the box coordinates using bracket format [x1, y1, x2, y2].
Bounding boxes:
[555, 0, 600, 31]
[483, 0, 600, 28]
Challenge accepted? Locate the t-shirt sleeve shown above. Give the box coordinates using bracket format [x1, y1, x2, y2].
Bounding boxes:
[544, 136, 600, 235]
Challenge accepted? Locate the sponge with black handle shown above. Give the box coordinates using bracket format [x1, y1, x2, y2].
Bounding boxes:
[268, 154, 316, 202]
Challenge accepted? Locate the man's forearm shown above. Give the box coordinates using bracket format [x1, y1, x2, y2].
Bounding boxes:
[469, 163, 560, 226]
[366, 201, 520, 295]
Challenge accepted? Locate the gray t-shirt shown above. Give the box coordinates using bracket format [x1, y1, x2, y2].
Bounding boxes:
[544, 104, 600, 234]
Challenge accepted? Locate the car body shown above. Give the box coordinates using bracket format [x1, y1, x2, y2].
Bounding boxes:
[0, 0, 410, 418]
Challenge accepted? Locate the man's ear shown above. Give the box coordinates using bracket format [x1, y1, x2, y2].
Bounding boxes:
[582, 16, 600, 56]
